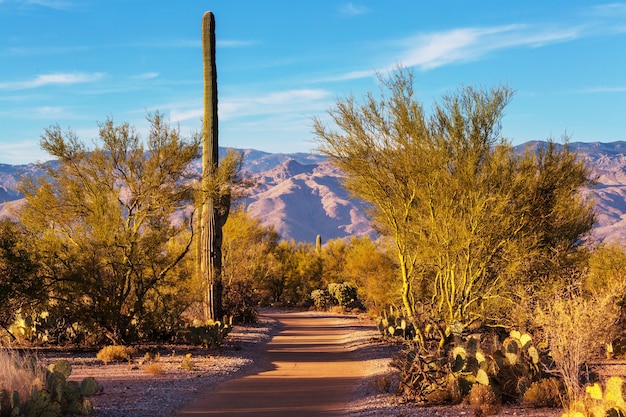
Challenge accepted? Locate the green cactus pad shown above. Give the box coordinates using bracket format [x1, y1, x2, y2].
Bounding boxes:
[49, 360, 72, 379]
[80, 377, 102, 397]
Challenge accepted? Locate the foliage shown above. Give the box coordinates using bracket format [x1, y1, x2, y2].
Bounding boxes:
[220, 207, 277, 319]
[96, 346, 136, 365]
[314, 67, 595, 331]
[0, 351, 101, 417]
[222, 280, 258, 324]
[0, 219, 43, 339]
[18, 113, 200, 345]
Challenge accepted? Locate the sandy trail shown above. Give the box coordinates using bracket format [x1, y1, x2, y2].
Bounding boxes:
[175, 311, 371, 417]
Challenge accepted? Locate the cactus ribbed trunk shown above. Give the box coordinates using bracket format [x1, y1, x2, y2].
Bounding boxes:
[200, 11, 223, 321]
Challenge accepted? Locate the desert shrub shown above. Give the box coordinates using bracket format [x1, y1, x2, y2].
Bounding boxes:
[223, 281, 258, 324]
[534, 287, 621, 404]
[180, 354, 195, 371]
[96, 345, 136, 365]
[468, 384, 501, 417]
[522, 378, 563, 408]
[144, 363, 166, 375]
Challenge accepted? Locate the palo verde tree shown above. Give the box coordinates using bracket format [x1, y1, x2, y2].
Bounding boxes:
[314, 68, 595, 329]
[314, 69, 431, 318]
[18, 113, 200, 344]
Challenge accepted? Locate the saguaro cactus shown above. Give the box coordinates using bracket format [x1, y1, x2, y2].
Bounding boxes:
[200, 11, 224, 321]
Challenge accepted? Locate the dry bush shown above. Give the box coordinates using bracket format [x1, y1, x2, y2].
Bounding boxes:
[535, 287, 621, 405]
[468, 384, 500, 417]
[522, 378, 564, 408]
[0, 349, 45, 403]
[144, 362, 166, 375]
[96, 345, 137, 365]
[180, 353, 195, 371]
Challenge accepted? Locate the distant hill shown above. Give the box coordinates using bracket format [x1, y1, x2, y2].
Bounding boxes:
[1, 142, 626, 244]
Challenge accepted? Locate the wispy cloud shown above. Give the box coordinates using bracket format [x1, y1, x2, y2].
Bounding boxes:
[579, 86, 626, 93]
[7, 45, 88, 56]
[169, 88, 331, 124]
[400, 24, 580, 71]
[587, 2, 626, 16]
[218, 40, 260, 48]
[2, 0, 78, 10]
[324, 23, 583, 82]
[131, 72, 159, 81]
[339, 3, 369, 16]
[0, 72, 105, 90]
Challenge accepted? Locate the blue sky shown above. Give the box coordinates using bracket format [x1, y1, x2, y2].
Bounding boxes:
[1, 1, 625, 165]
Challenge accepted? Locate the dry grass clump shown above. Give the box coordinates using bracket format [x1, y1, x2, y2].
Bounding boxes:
[0, 349, 45, 403]
[180, 353, 195, 372]
[522, 378, 564, 408]
[535, 288, 620, 404]
[144, 362, 166, 375]
[96, 345, 137, 365]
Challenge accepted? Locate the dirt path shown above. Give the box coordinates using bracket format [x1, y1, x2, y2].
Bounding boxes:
[175, 311, 371, 417]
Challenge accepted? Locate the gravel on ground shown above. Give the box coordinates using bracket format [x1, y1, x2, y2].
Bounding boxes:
[38, 311, 562, 417]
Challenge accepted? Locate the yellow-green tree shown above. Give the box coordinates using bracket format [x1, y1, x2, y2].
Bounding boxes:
[18, 113, 200, 344]
[221, 207, 280, 320]
[314, 68, 594, 328]
[0, 219, 43, 339]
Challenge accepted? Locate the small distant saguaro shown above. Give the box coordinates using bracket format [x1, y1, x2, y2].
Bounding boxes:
[200, 11, 223, 321]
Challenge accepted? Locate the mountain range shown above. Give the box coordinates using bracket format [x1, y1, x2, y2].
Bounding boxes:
[1, 141, 626, 245]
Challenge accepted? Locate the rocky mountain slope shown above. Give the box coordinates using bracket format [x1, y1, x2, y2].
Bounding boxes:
[1, 142, 626, 244]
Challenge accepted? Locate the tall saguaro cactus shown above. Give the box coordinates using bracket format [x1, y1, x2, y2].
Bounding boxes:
[200, 11, 224, 321]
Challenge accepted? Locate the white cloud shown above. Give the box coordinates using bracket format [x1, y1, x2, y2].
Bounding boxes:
[579, 86, 626, 93]
[131, 72, 159, 81]
[218, 40, 259, 48]
[0, 72, 105, 90]
[400, 24, 581, 71]
[339, 3, 369, 16]
[168, 89, 331, 125]
[3, 0, 77, 10]
[323, 23, 583, 83]
[588, 3, 626, 16]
